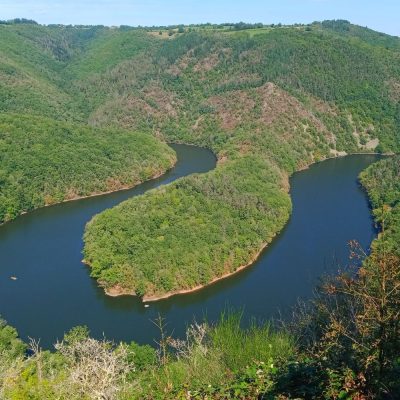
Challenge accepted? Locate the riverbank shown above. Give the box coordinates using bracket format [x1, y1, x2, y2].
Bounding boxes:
[43, 163, 176, 207]
[101, 234, 280, 302]
[0, 150, 378, 348]
[0, 155, 177, 228]
[143, 235, 277, 302]
[0, 112, 178, 227]
[95, 150, 387, 303]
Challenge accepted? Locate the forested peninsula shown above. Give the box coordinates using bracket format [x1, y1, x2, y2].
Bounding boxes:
[0, 19, 399, 297]
[80, 21, 400, 299]
[1, 156, 399, 399]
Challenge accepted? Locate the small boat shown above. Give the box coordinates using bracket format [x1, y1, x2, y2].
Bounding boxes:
[10, 276, 17, 281]
[144, 304, 150, 308]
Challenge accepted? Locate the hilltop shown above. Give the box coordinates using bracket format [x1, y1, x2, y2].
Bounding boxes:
[1, 19, 399, 296]
[0, 18, 400, 399]
[72, 20, 399, 298]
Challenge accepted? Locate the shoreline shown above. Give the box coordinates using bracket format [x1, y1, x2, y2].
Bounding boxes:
[0, 155, 177, 228]
[99, 233, 278, 303]
[45, 167, 173, 205]
[143, 239, 273, 302]
[95, 150, 395, 303]
[1, 146, 389, 229]
[295, 150, 393, 173]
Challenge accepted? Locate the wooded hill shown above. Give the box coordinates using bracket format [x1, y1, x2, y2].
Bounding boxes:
[0, 113, 175, 224]
[77, 21, 400, 298]
[1, 19, 400, 399]
[1, 19, 399, 296]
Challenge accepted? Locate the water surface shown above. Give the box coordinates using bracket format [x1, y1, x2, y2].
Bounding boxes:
[0, 147, 378, 348]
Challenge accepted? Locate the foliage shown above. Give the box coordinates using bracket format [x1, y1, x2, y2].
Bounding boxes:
[0, 313, 295, 399]
[66, 29, 157, 78]
[126, 342, 157, 372]
[290, 245, 400, 397]
[84, 155, 291, 297]
[0, 113, 176, 224]
[0, 319, 26, 359]
[360, 156, 400, 254]
[1, 20, 400, 399]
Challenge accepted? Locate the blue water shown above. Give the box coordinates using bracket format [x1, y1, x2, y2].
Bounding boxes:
[0, 147, 379, 348]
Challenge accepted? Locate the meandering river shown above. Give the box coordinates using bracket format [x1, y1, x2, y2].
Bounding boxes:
[0, 144, 379, 348]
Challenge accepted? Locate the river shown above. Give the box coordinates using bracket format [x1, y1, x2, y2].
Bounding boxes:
[0, 144, 379, 348]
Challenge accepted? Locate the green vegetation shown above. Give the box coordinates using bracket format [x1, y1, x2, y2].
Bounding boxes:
[0, 23, 73, 118]
[3, 19, 397, 298]
[0, 312, 296, 399]
[66, 29, 156, 78]
[81, 23, 400, 298]
[0, 113, 176, 224]
[0, 20, 400, 398]
[360, 156, 400, 254]
[84, 155, 291, 297]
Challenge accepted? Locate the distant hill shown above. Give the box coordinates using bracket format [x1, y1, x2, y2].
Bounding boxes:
[1, 19, 400, 399]
[1, 20, 399, 296]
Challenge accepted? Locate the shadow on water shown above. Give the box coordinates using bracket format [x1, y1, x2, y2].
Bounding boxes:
[0, 148, 380, 348]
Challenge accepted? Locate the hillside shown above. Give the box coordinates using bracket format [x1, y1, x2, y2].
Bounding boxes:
[0, 19, 399, 297]
[0, 113, 176, 224]
[80, 22, 400, 298]
[360, 156, 400, 254]
[0, 23, 82, 119]
[0, 18, 400, 399]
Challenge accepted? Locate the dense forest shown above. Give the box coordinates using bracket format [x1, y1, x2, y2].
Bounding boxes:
[0, 19, 400, 398]
[80, 21, 400, 298]
[1, 18, 400, 296]
[360, 156, 400, 254]
[0, 157, 399, 398]
[84, 155, 291, 298]
[0, 113, 176, 224]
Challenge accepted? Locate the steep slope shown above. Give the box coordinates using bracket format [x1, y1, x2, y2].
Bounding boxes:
[66, 28, 158, 78]
[360, 156, 400, 254]
[83, 25, 400, 299]
[0, 21, 399, 299]
[83, 26, 400, 150]
[0, 24, 79, 119]
[0, 113, 176, 224]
